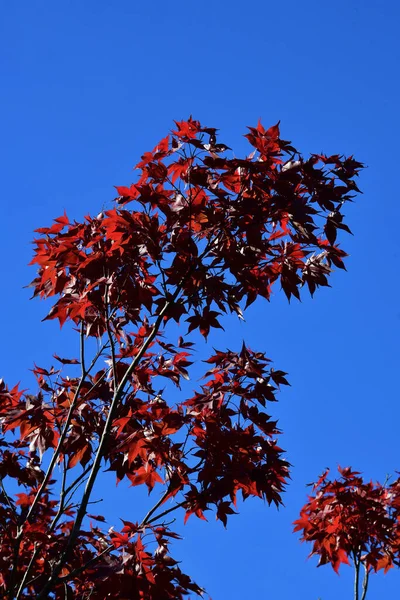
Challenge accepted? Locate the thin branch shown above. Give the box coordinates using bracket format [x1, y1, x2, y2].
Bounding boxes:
[57, 543, 114, 583]
[360, 565, 369, 600]
[13, 331, 107, 597]
[156, 259, 168, 295]
[64, 478, 91, 513]
[25, 328, 107, 524]
[7, 530, 23, 600]
[104, 285, 118, 392]
[80, 365, 109, 402]
[35, 289, 182, 599]
[49, 461, 68, 532]
[140, 488, 173, 527]
[0, 479, 17, 522]
[354, 551, 360, 600]
[64, 464, 93, 499]
[67, 498, 104, 512]
[36, 240, 215, 598]
[54, 490, 183, 589]
[145, 500, 187, 526]
[15, 543, 38, 600]
[55, 494, 186, 589]
[17, 457, 80, 597]
[80, 321, 86, 375]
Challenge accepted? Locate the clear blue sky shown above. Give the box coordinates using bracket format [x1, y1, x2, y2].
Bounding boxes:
[1, 1, 399, 598]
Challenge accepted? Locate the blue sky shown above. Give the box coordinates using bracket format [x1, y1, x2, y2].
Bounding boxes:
[1, 1, 399, 598]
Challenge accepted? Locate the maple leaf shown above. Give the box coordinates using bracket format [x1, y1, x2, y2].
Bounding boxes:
[172, 117, 201, 139]
[186, 308, 224, 339]
[53, 354, 79, 365]
[128, 466, 164, 493]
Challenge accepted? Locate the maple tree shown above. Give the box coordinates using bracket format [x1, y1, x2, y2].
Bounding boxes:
[294, 467, 400, 600]
[0, 116, 363, 599]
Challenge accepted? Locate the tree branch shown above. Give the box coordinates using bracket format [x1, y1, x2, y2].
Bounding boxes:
[360, 564, 369, 600]
[58, 543, 115, 584]
[36, 240, 215, 598]
[145, 500, 187, 526]
[0, 479, 17, 522]
[35, 289, 182, 599]
[354, 551, 360, 600]
[15, 543, 38, 600]
[25, 327, 107, 524]
[64, 464, 93, 499]
[49, 461, 68, 532]
[140, 488, 175, 527]
[104, 285, 118, 392]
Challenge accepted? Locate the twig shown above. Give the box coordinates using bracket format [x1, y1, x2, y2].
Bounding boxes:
[145, 500, 187, 526]
[15, 543, 38, 600]
[0, 479, 17, 521]
[64, 464, 93, 498]
[58, 543, 115, 583]
[49, 462, 68, 532]
[140, 488, 173, 527]
[54, 489, 182, 588]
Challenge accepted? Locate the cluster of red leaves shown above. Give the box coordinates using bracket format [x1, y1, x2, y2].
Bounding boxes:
[0, 349, 288, 597]
[107, 343, 290, 525]
[29, 116, 362, 332]
[0, 485, 202, 598]
[294, 467, 400, 574]
[0, 118, 363, 598]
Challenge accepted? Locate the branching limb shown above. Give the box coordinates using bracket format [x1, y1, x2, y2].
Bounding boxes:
[64, 464, 93, 500]
[140, 488, 175, 527]
[25, 326, 108, 524]
[58, 543, 115, 584]
[36, 241, 215, 598]
[145, 500, 187, 526]
[35, 290, 182, 598]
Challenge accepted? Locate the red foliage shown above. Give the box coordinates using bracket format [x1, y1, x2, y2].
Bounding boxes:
[0, 118, 363, 598]
[294, 467, 400, 575]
